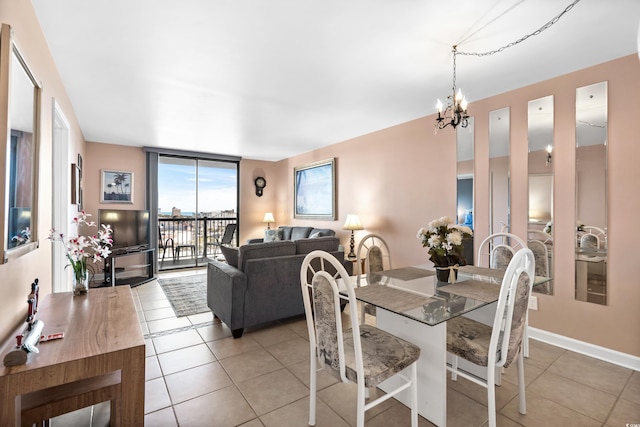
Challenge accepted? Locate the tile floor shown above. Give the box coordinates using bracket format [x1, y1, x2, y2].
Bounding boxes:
[52, 270, 639, 426]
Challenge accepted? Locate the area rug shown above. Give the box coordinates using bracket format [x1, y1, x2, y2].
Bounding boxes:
[158, 274, 209, 317]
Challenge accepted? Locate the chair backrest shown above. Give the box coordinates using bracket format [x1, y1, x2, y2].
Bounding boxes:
[477, 233, 526, 269]
[580, 226, 606, 249]
[527, 239, 549, 277]
[301, 250, 363, 384]
[527, 229, 553, 245]
[490, 248, 535, 369]
[221, 223, 237, 245]
[355, 234, 391, 275]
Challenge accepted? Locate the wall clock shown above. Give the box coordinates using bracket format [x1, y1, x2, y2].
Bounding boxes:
[254, 176, 266, 197]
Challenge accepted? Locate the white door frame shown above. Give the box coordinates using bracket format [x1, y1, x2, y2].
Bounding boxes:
[52, 99, 71, 293]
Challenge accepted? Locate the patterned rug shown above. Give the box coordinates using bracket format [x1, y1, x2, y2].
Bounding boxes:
[158, 274, 209, 317]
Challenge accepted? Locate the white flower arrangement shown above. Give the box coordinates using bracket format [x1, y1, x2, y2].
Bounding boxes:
[417, 216, 473, 266]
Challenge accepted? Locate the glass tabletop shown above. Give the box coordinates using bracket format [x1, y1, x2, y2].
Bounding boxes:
[347, 265, 550, 327]
[347, 265, 502, 326]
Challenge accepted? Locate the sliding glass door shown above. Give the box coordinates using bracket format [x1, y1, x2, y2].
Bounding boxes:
[158, 155, 238, 270]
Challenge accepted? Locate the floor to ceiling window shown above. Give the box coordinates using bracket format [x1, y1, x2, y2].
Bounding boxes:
[155, 154, 239, 270]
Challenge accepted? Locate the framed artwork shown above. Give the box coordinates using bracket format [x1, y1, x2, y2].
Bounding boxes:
[77, 153, 83, 210]
[101, 169, 133, 203]
[294, 158, 336, 220]
[71, 163, 80, 206]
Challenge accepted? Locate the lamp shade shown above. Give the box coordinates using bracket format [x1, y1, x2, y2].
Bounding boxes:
[343, 214, 363, 231]
[263, 212, 275, 223]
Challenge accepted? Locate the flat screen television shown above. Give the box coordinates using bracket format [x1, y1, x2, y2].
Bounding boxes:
[98, 209, 150, 252]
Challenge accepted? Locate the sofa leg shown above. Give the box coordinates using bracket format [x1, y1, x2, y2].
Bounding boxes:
[232, 328, 244, 339]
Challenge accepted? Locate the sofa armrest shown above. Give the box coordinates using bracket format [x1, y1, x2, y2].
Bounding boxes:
[207, 261, 247, 332]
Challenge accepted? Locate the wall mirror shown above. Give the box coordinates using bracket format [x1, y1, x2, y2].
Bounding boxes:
[489, 107, 510, 235]
[456, 117, 474, 264]
[527, 95, 554, 295]
[575, 81, 607, 305]
[0, 24, 41, 263]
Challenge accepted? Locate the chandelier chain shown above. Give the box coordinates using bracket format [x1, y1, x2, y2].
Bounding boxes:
[457, 0, 581, 57]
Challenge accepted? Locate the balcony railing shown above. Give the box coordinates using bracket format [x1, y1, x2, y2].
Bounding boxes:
[158, 217, 237, 269]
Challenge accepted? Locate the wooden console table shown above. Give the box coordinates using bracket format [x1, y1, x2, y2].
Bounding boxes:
[0, 287, 145, 426]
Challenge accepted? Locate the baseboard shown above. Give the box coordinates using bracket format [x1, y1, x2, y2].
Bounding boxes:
[529, 327, 640, 371]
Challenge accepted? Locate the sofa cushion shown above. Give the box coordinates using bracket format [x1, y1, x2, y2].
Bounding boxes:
[278, 226, 293, 240]
[295, 236, 340, 255]
[220, 245, 239, 268]
[291, 227, 314, 241]
[238, 240, 296, 271]
[264, 228, 284, 242]
[309, 228, 336, 238]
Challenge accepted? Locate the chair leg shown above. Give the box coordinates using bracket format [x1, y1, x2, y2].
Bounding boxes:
[517, 348, 527, 415]
[487, 362, 497, 427]
[410, 362, 418, 427]
[309, 353, 317, 426]
[451, 355, 458, 381]
[356, 381, 366, 427]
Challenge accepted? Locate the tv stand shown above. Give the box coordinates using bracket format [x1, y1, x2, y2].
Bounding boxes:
[103, 248, 155, 288]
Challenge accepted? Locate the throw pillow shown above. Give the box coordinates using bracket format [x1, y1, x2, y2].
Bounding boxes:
[220, 245, 239, 268]
[309, 232, 320, 238]
[264, 229, 283, 242]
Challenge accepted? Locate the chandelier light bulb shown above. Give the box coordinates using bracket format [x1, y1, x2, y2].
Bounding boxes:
[436, 99, 443, 113]
[461, 97, 468, 111]
[455, 88, 463, 102]
[546, 144, 553, 153]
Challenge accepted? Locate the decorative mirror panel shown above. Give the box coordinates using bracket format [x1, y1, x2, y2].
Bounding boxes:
[489, 107, 510, 235]
[456, 117, 474, 264]
[527, 95, 554, 295]
[0, 24, 42, 263]
[575, 81, 607, 305]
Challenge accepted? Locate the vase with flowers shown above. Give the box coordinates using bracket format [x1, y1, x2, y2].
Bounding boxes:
[49, 211, 113, 296]
[417, 216, 473, 283]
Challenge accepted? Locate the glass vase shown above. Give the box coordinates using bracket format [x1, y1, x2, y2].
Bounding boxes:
[73, 268, 89, 296]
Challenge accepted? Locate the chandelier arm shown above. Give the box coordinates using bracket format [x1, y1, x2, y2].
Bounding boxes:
[457, 0, 581, 57]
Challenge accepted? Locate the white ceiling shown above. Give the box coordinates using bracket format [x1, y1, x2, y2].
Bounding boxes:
[31, 0, 640, 161]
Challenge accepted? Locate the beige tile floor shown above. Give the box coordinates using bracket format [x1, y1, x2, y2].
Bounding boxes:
[52, 270, 640, 426]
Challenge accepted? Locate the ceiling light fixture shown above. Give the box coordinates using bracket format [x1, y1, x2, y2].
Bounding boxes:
[546, 145, 553, 166]
[435, 0, 581, 133]
[435, 46, 469, 131]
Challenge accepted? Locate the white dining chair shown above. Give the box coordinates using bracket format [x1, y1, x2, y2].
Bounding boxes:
[447, 248, 535, 427]
[476, 232, 526, 269]
[355, 234, 391, 323]
[300, 250, 420, 427]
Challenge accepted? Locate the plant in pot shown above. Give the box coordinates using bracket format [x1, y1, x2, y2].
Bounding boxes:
[417, 216, 473, 283]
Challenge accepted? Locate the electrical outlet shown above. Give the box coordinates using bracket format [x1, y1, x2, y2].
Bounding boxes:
[528, 296, 538, 311]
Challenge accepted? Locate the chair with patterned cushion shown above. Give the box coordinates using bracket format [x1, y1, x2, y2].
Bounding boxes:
[580, 225, 606, 250]
[447, 248, 535, 427]
[355, 234, 391, 322]
[301, 250, 420, 427]
[355, 234, 391, 275]
[477, 232, 526, 270]
[527, 239, 549, 278]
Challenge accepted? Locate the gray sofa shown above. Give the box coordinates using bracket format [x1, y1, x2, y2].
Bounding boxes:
[207, 230, 344, 338]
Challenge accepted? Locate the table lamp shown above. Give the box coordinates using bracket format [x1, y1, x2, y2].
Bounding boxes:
[263, 212, 275, 230]
[343, 214, 363, 260]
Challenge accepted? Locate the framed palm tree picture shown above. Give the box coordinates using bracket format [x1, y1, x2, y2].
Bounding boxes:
[101, 169, 133, 203]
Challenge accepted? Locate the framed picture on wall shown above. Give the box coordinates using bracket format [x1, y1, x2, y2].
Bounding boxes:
[100, 169, 134, 203]
[294, 158, 336, 220]
[71, 163, 80, 206]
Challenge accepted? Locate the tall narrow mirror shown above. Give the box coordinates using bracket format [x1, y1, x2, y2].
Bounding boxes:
[489, 107, 510, 235]
[527, 95, 554, 295]
[575, 81, 607, 305]
[457, 117, 474, 264]
[0, 24, 41, 263]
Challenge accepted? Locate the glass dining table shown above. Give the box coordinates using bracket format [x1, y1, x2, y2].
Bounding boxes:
[345, 264, 549, 427]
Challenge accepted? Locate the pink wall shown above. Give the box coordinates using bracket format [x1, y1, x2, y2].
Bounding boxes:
[0, 2, 86, 343]
[250, 54, 640, 356]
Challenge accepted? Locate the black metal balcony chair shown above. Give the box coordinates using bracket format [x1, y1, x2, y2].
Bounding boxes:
[158, 226, 174, 267]
[205, 223, 237, 259]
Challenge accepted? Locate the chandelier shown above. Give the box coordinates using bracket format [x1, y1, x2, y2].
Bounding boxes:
[435, 46, 468, 131]
[434, 0, 581, 132]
